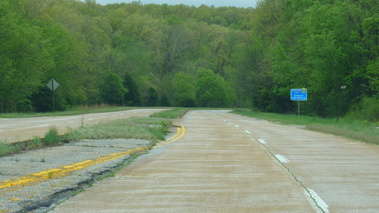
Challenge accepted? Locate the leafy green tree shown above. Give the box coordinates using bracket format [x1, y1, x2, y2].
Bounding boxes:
[123, 74, 141, 106]
[171, 72, 196, 107]
[146, 87, 159, 106]
[195, 69, 235, 107]
[0, 0, 54, 112]
[162, 25, 194, 76]
[102, 72, 127, 105]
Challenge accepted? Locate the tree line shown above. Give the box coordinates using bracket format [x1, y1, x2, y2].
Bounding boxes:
[0, 0, 377, 121]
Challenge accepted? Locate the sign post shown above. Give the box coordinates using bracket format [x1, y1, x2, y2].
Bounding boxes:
[290, 88, 307, 116]
[46, 78, 60, 111]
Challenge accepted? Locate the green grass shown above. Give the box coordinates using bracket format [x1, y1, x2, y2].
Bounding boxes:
[150, 108, 189, 118]
[66, 117, 171, 143]
[0, 142, 11, 156]
[232, 110, 379, 145]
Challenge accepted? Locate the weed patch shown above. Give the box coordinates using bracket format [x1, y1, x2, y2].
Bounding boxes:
[0, 142, 10, 156]
[27, 137, 43, 149]
[44, 127, 61, 145]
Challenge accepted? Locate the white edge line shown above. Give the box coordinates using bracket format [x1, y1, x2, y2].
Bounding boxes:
[306, 189, 329, 213]
[243, 130, 251, 134]
[275, 154, 290, 163]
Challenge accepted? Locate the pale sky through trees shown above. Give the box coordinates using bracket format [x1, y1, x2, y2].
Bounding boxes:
[94, 0, 259, 8]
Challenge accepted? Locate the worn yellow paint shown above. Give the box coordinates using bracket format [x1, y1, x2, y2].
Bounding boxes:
[0, 125, 186, 191]
[0, 146, 147, 190]
[154, 125, 185, 148]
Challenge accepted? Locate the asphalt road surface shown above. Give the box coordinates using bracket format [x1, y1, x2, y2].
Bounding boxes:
[52, 110, 379, 213]
[0, 109, 165, 143]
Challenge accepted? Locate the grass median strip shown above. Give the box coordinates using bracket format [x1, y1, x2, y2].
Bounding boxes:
[233, 110, 379, 145]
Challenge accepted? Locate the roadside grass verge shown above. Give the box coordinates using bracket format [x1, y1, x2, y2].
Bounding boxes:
[150, 108, 189, 118]
[0, 106, 135, 118]
[232, 110, 379, 145]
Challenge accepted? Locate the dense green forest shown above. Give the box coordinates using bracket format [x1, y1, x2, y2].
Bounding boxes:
[0, 0, 378, 121]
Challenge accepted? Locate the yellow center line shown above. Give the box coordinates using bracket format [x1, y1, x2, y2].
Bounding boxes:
[154, 125, 185, 148]
[0, 125, 186, 191]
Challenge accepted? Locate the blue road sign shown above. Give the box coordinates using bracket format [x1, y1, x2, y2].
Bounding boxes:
[291, 88, 307, 101]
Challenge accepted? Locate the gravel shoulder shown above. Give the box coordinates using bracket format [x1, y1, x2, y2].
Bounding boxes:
[0, 138, 151, 213]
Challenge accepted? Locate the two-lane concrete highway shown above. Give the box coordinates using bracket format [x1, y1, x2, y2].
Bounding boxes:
[47, 110, 375, 212]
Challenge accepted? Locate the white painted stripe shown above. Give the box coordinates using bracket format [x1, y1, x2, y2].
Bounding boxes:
[308, 189, 329, 213]
[26, 124, 49, 129]
[275, 154, 289, 163]
[234, 125, 239, 128]
[244, 130, 251, 134]
[258, 139, 266, 144]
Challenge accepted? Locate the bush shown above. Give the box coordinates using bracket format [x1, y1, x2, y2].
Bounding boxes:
[349, 97, 379, 122]
[195, 69, 235, 107]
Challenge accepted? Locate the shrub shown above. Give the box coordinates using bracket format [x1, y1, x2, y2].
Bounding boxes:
[44, 126, 61, 145]
[349, 97, 379, 122]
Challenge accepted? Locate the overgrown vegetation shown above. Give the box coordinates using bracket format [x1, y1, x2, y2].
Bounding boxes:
[233, 110, 379, 145]
[0, 142, 11, 156]
[150, 108, 189, 118]
[0, 0, 377, 120]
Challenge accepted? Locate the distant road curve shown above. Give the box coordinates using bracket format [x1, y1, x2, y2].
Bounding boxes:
[0, 108, 166, 143]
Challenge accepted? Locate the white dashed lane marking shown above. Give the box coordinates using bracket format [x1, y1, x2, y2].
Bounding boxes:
[307, 189, 329, 213]
[275, 154, 290, 163]
[258, 139, 267, 144]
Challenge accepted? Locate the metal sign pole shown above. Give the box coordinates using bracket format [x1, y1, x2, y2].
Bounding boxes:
[46, 78, 60, 112]
[52, 80, 55, 111]
[298, 101, 300, 116]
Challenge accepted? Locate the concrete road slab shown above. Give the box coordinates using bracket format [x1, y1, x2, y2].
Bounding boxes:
[52, 110, 317, 212]
[217, 112, 379, 213]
